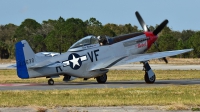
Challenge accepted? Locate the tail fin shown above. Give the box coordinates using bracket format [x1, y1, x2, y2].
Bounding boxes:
[15, 40, 35, 79]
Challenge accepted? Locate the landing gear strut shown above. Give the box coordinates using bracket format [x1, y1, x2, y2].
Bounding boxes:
[142, 61, 156, 83]
[48, 78, 54, 85]
[96, 74, 107, 83]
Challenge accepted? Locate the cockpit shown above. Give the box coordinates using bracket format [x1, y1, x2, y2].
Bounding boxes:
[70, 35, 98, 49]
[68, 35, 112, 52]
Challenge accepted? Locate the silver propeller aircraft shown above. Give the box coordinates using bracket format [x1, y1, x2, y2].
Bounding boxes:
[14, 11, 192, 85]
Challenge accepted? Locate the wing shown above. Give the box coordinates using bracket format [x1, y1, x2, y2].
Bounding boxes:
[90, 49, 193, 71]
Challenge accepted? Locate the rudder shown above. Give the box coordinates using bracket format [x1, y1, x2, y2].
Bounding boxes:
[15, 40, 35, 79]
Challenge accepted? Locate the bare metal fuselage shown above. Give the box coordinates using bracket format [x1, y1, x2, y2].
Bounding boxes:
[27, 33, 148, 79]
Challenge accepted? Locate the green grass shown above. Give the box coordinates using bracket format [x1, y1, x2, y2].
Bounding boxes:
[192, 107, 200, 111]
[1, 69, 200, 83]
[0, 85, 199, 108]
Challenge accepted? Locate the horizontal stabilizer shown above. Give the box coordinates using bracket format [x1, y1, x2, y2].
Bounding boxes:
[7, 64, 16, 68]
[29, 61, 63, 68]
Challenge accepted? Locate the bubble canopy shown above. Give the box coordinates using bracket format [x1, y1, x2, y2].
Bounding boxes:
[69, 35, 99, 49]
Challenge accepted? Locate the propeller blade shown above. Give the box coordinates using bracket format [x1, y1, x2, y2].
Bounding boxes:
[154, 42, 168, 63]
[153, 19, 168, 35]
[135, 11, 150, 32]
[135, 11, 168, 63]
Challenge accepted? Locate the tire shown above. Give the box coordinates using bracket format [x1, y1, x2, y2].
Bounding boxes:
[144, 72, 156, 84]
[48, 79, 54, 85]
[96, 74, 107, 83]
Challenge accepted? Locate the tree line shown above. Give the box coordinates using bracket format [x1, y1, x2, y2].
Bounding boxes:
[0, 16, 199, 59]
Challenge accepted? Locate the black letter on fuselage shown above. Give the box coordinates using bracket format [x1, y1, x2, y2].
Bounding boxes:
[87, 51, 94, 62]
[56, 66, 62, 73]
[94, 49, 99, 61]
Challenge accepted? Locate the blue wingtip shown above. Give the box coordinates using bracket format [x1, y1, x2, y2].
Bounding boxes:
[15, 41, 29, 79]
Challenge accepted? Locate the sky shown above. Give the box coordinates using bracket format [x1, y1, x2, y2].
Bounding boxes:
[0, 0, 199, 31]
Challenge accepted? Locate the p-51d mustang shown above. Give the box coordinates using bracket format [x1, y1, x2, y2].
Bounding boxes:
[14, 11, 192, 85]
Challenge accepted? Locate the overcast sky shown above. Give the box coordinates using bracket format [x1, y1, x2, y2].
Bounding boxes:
[0, 0, 199, 31]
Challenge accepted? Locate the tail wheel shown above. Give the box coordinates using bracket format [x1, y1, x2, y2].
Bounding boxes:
[48, 78, 54, 85]
[144, 72, 156, 84]
[96, 74, 107, 83]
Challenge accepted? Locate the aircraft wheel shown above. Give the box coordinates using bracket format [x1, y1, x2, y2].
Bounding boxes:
[96, 74, 107, 83]
[144, 72, 156, 84]
[48, 78, 54, 85]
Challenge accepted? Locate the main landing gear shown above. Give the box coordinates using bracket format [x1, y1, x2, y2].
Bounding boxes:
[96, 74, 107, 83]
[142, 61, 156, 83]
[48, 78, 54, 85]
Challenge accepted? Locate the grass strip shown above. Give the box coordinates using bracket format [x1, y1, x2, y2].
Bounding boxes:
[0, 69, 200, 83]
[0, 85, 199, 107]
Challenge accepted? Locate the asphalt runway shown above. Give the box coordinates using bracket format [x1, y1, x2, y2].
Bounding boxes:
[0, 79, 200, 90]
